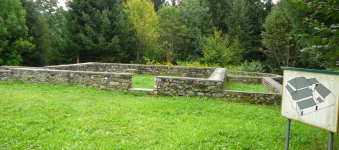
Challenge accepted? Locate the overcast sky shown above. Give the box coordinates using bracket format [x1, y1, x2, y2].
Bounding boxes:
[57, 0, 279, 10]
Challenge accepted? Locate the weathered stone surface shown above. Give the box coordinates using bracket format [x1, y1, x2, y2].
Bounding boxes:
[45, 62, 215, 78]
[226, 71, 282, 77]
[262, 77, 282, 94]
[0, 63, 283, 106]
[5, 68, 132, 91]
[155, 68, 226, 97]
[227, 76, 262, 84]
[223, 90, 281, 105]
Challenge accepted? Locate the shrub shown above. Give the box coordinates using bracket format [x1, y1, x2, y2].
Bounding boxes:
[240, 60, 265, 73]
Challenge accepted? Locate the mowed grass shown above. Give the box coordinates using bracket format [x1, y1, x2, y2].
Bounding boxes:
[132, 74, 157, 89]
[1, 81, 338, 149]
[132, 74, 183, 89]
[225, 82, 271, 93]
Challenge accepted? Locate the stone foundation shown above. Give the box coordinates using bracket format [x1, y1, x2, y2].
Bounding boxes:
[0, 70, 11, 81]
[223, 90, 281, 105]
[155, 68, 226, 97]
[262, 77, 282, 94]
[45, 62, 215, 78]
[8, 67, 132, 91]
[0, 63, 283, 105]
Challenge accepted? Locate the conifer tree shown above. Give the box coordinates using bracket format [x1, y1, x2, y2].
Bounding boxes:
[224, 0, 252, 60]
[178, 0, 213, 60]
[63, 0, 129, 63]
[21, 0, 51, 66]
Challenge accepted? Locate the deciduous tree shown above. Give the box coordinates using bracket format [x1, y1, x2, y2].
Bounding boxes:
[0, 0, 34, 66]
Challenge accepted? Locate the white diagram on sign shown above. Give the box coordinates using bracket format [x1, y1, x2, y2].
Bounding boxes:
[285, 76, 335, 116]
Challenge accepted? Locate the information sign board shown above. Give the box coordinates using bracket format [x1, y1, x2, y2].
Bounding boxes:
[281, 67, 339, 133]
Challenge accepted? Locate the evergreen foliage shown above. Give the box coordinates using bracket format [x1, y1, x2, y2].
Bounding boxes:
[202, 28, 243, 66]
[63, 0, 129, 63]
[178, 0, 213, 61]
[202, 28, 232, 66]
[21, 0, 51, 66]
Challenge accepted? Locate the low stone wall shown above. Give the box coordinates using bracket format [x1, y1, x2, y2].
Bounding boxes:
[0, 70, 11, 81]
[227, 76, 262, 84]
[262, 77, 282, 94]
[155, 68, 226, 97]
[0, 63, 285, 105]
[226, 71, 283, 84]
[226, 71, 280, 77]
[9, 68, 132, 91]
[45, 63, 215, 78]
[223, 90, 282, 105]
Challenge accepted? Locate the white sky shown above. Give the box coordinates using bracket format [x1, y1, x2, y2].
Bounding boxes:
[57, 0, 279, 10]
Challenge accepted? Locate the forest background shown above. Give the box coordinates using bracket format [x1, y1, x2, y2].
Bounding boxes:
[0, 0, 338, 74]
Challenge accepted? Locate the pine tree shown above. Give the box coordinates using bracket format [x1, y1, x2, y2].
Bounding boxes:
[63, 0, 129, 63]
[21, 0, 51, 66]
[178, 0, 213, 61]
[224, 0, 252, 60]
[62, 0, 86, 63]
[205, 0, 230, 32]
[0, 0, 34, 66]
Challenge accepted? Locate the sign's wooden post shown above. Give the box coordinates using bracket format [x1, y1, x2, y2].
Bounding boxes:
[281, 67, 339, 149]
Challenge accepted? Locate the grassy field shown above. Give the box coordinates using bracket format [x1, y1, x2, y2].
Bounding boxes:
[0, 81, 338, 149]
[225, 82, 271, 93]
[132, 74, 158, 89]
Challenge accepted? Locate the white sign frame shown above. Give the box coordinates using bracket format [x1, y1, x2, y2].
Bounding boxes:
[281, 67, 339, 133]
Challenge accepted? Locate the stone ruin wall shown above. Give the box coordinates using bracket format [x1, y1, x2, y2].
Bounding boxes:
[45, 62, 215, 78]
[262, 77, 283, 94]
[3, 67, 132, 91]
[0, 63, 283, 105]
[226, 71, 283, 84]
[154, 68, 227, 97]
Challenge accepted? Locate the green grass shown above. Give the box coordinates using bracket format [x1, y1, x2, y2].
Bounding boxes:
[1, 81, 338, 149]
[227, 73, 258, 77]
[132, 74, 157, 89]
[225, 82, 271, 93]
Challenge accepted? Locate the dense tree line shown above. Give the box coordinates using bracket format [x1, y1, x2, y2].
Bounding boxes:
[0, 0, 338, 73]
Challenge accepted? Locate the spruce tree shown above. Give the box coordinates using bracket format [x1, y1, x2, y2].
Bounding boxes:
[224, 0, 252, 60]
[178, 0, 213, 60]
[21, 0, 51, 66]
[63, 0, 129, 63]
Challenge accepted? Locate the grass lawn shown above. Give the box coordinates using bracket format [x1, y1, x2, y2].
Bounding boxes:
[1, 81, 338, 149]
[225, 82, 271, 93]
[132, 74, 158, 89]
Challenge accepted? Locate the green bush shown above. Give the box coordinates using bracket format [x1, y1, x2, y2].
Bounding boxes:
[240, 60, 265, 73]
